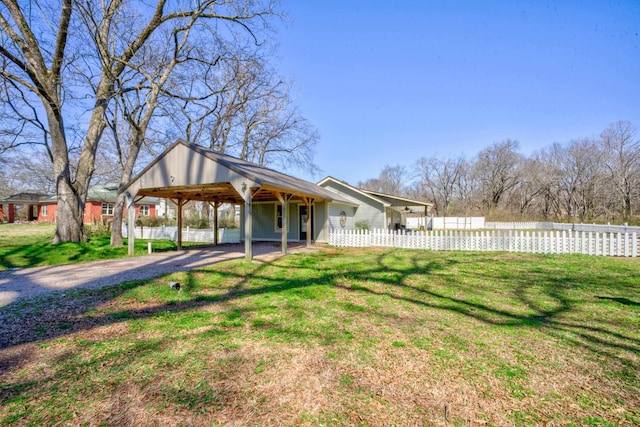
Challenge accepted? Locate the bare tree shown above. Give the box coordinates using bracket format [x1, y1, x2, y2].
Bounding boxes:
[96, 2, 255, 246]
[549, 139, 605, 222]
[600, 121, 640, 221]
[0, 0, 76, 240]
[414, 155, 465, 216]
[0, 0, 276, 243]
[506, 156, 549, 218]
[472, 139, 522, 214]
[358, 164, 407, 196]
[166, 55, 319, 176]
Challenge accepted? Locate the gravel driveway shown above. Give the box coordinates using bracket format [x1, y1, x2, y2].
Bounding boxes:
[0, 243, 311, 308]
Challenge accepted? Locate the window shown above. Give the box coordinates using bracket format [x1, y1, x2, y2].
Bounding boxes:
[42, 205, 47, 217]
[275, 204, 283, 232]
[102, 203, 114, 216]
[139, 205, 150, 216]
[275, 204, 291, 232]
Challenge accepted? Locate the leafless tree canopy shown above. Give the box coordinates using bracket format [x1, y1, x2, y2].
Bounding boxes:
[358, 121, 640, 224]
[0, 0, 324, 243]
[358, 164, 407, 196]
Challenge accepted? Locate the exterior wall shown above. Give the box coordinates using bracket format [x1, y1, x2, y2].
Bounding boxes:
[37, 202, 156, 224]
[320, 180, 387, 230]
[328, 203, 356, 232]
[314, 200, 329, 242]
[134, 143, 258, 196]
[37, 204, 56, 222]
[249, 201, 325, 242]
[84, 202, 104, 224]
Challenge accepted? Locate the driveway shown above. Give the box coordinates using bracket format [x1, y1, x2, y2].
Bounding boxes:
[0, 243, 312, 308]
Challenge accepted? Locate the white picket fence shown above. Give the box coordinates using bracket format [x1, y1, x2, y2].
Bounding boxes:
[122, 225, 241, 244]
[486, 221, 640, 234]
[329, 228, 638, 257]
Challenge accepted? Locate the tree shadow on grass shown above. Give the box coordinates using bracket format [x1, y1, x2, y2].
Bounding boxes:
[1, 247, 638, 369]
[0, 247, 639, 424]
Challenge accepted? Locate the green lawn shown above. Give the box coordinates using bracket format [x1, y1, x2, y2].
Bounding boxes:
[0, 246, 638, 425]
[0, 223, 185, 270]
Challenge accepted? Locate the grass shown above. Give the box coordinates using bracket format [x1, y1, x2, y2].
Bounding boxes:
[0, 245, 638, 425]
[0, 223, 193, 270]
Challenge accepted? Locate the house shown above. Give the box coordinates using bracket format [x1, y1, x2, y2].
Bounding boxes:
[0, 185, 157, 224]
[317, 177, 431, 231]
[0, 193, 52, 223]
[124, 140, 432, 260]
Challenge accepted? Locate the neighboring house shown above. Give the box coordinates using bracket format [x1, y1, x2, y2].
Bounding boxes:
[0, 193, 52, 223]
[78, 185, 158, 225]
[0, 185, 157, 224]
[318, 177, 432, 232]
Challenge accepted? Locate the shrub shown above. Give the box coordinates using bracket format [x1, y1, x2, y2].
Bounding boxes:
[355, 220, 369, 230]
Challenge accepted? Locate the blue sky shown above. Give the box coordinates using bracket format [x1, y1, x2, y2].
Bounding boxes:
[274, 1, 640, 184]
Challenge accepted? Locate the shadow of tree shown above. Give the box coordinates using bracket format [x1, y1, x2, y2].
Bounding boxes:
[0, 247, 639, 424]
[1, 248, 639, 411]
[1, 248, 638, 359]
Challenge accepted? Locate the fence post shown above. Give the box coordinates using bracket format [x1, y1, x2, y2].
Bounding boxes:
[624, 232, 629, 257]
[609, 233, 615, 256]
[617, 232, 622, 257]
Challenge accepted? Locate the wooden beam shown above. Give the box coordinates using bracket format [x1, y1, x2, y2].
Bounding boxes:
[177, 198, 185, 251]
[276, 192, 291, 255]
[302, 197, 314, 248]
[243, 191, 252, 261]
[212, 199, 220, 246]
[127, 203, 135, 256]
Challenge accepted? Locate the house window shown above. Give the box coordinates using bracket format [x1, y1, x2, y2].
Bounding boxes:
[102, 203, 114, 216]
[139, 205, 150, 216]
[275, 204, 283, 232]
[42, 205, 47, 217]
[275, 204, 290, 232]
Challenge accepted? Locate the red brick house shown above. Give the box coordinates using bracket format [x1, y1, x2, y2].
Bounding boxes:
[0, 185, 157, 224]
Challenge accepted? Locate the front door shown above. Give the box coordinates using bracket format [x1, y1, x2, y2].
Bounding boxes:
[299, 205, 314, 241]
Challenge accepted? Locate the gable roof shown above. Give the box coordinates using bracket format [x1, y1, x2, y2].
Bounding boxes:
[317, 176, 431, 208]
[0, 192, 53, 204]
[360, 189, 432, 208]
[317, 176, 391, 206]
[125, 140, 355, 205]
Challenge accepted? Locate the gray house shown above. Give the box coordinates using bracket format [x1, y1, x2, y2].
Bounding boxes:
[124, 140, 430, 260]
[318, 177, 431, 232]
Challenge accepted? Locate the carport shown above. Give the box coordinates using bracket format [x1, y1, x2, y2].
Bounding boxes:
[124, 140, 348, 260]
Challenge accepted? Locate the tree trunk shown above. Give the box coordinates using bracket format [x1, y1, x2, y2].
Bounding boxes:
[110, 191, 127, 246]
[45, 101, 86, 243]
[53, 177, 86, 243]
[110, 133, 143, 246]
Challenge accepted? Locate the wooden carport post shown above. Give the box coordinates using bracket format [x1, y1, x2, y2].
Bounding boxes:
[175, 198, 186, 251]
[302, 197, 314, 248]
[127, 194, 135, 256]
[242, 188, 253, 261]
[276, 192, 291, 254]
[211, 198, 220, 246]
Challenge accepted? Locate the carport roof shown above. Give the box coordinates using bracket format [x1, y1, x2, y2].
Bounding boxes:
[125, 140, 355, 205]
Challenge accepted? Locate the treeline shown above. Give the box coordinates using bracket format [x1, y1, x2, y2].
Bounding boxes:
[358, 121, 640, 225]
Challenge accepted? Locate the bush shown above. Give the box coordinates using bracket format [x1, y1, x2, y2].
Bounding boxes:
[135, 216, 176, 227]
[184, 213, 210, 229]
[355, 220, 369, 230]
[85, 223, 111, 238]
